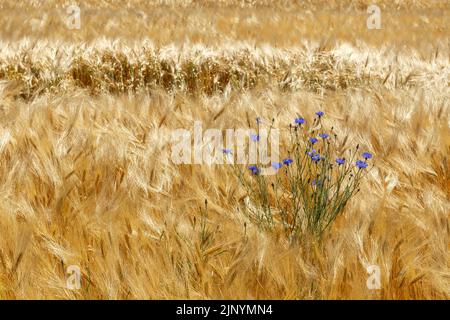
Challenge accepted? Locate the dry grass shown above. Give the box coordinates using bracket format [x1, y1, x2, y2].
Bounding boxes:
[0, 1, 448, 299]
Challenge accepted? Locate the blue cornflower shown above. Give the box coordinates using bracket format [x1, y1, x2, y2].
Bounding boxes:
[272, 162, 283, 170]
[362, 152, 372, 159]
[312, 179, 322, 186]
[336, 158, 345, 165]
[295, 117, 305, 125]
[356, 160, 368, 169]
[283, 158, 293, 166]
[309, 137, 318, 144]
[311, 154, 321, 162]
[319, 133, 329, 139]
[307, 149, 317, 157]
[248, 166, 259, 175]
[222, 148, 232, 155]
[250, 134, 260, 142]
[316, 111, 324, 118]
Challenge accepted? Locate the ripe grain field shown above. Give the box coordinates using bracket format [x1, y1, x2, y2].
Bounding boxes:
[0, 0, 448, 299]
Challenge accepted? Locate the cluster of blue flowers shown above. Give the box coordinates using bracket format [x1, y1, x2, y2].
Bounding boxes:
[355, 152, 372, 169]
[307, 149, 323, 162]
[243, 111, 372, 175]
[233, 111, 373, 238]
[252, 152, 371, 174]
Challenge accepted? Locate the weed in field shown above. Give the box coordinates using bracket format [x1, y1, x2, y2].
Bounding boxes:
[234, 113, 373, 239]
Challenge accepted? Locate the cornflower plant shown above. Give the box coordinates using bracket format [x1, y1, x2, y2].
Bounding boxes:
[232, 112, 373, 240]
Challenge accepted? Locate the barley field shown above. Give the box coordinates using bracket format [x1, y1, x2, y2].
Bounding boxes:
[0, 0, 448, 300]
